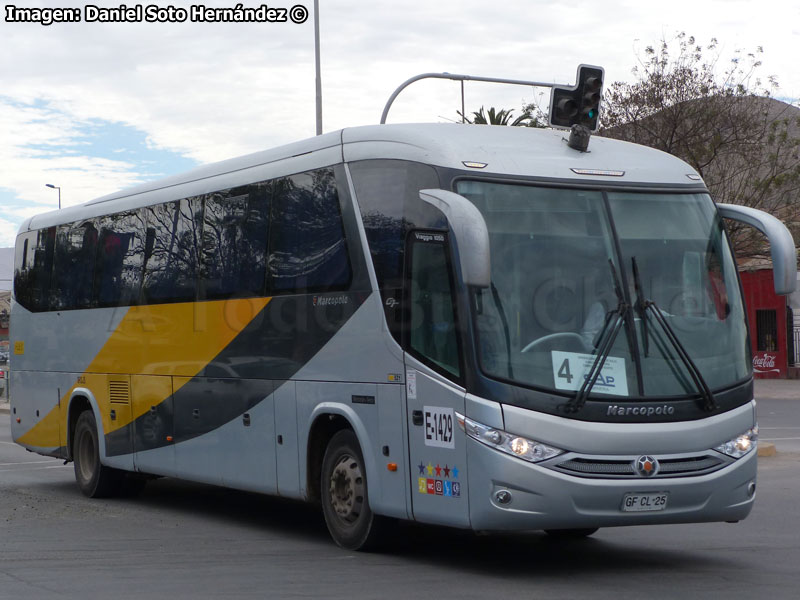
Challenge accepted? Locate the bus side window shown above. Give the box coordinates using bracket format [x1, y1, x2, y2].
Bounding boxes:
[349, 159, 442, 344]
[141, 198, 204, 304]
[51, 220, 98, 310]
[13, 232, 35, 310]
[269, 168, 351, 294]
[93, 210, 148, 307]
[202, 182, 270, 299]
[16, 227, 57, 312]
[407, 233, 461, 378]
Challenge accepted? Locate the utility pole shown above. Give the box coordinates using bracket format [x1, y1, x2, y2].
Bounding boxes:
[314, 0, 322, 135]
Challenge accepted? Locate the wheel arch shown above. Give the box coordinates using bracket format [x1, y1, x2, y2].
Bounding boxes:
[66, 389, 106, 462]
[305, 403, 377, 505]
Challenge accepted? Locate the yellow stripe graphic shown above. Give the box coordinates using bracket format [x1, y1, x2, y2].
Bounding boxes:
[18, 298, 271, 449]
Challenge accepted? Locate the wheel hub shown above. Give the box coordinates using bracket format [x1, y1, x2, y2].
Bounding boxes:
[329, 454, 364, 523]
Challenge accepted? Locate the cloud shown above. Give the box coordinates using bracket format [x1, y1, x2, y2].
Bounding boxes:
[0, 99, 161, 246]
[1, 0, 798, 252]
[0, 216, 20, 254]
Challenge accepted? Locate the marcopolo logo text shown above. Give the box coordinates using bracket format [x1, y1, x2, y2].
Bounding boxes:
[607, 404, 675, 417]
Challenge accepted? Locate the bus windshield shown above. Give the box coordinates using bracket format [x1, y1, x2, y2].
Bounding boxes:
[456, 181, 750, 400]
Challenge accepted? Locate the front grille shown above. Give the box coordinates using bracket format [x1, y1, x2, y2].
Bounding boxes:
[552, 453, 727, 479]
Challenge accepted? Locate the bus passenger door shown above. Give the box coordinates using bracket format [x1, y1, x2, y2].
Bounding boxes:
[404, 231, 470, 527]
[405, 363, 469, 527]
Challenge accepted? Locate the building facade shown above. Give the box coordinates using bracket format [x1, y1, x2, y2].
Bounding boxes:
[739, 269, 797, 379]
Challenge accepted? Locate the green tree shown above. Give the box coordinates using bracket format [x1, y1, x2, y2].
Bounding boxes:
[600, 32, 800, 259]
[459, 105, 547, 127]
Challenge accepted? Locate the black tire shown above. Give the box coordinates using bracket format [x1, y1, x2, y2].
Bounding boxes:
[321, 429, 384, 551]
[544, 527, 599, 539]
[73, 410, 122, 498]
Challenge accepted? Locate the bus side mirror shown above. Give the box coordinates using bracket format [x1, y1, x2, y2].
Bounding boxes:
[717, 203, 797, 295]
[419, 189, 491, 288]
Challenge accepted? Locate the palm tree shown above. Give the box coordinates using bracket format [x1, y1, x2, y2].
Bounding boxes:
[458, 105, 546, 127]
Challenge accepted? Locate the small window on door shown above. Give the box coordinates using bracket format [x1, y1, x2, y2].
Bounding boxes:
[407, 231, 461, 378]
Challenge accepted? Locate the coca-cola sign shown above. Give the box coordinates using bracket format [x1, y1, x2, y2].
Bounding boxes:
[753, 352, 780, 374]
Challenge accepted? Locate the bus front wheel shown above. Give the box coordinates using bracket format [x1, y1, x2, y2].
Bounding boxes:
[321, 429, 384, 551]
[73, 410, 121, 498]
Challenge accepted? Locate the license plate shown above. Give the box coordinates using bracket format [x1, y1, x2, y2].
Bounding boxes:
[621, 492, 668, 512]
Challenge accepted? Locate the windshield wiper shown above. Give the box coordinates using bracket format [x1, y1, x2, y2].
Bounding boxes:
[631, 257, 650, 357]
[568, 260, 628, 413]
[631, 257, 717, 412]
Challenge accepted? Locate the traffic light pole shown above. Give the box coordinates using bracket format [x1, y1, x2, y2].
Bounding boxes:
[379, 67, 605, 152]
[379, 72, 559, 125]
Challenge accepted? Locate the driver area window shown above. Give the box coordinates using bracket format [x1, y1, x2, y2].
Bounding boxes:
[407, 232, 461, 378]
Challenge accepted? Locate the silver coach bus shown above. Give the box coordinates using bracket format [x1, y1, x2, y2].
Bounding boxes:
[10, 78, 797, 549]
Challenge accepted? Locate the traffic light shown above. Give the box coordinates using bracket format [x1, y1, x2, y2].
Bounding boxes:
[549, 65, 604, 131]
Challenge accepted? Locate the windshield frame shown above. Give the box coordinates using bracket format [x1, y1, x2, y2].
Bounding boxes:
[454, 175, 752, 403]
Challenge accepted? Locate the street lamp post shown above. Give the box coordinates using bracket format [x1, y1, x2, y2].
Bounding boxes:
[314, 0, 322, 135]
[45, 184, 61, 209]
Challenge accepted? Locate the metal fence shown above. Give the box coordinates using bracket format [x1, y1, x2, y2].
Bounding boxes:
[794, 328, 800, 366]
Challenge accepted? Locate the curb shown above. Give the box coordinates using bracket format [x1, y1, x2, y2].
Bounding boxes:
[758, 442, 777, 457]
[0, 402, 9, 415]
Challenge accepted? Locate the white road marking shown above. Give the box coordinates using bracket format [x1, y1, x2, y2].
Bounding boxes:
[0, 465, 70, 472]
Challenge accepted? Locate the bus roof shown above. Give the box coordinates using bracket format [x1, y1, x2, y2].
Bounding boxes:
[22, 123, 705, 233]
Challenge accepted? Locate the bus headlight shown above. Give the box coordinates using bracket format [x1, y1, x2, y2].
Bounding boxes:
[714, 425, 758, 458]
[455, 412, 564, 463]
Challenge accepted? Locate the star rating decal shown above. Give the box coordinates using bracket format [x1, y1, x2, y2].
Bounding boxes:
[418, 460, 459, 479]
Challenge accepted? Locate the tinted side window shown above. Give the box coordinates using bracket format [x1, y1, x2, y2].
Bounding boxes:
[13, 231, 36, 310]
[52, 221, 98, 310]
[269, 168, 351, 293]
[94, 210, 148, 307]
[142, 198, 203, 304]
[202, 182, 270, 299]
[13, 227, 55, 312]
[348, 160, 442, 341]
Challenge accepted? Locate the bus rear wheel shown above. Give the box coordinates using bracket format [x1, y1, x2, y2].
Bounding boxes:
[73, 410, 121, 498]
[321, 429, 384, 551]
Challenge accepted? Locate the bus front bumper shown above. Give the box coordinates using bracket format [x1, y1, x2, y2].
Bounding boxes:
[466, 437, 757, 532]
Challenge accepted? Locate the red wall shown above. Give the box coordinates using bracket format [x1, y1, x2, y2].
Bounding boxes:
[739, 269, 787, 378]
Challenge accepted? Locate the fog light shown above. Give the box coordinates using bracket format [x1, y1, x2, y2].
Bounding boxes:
[495, 490, 512, 505]
[748, 481, 756, 498]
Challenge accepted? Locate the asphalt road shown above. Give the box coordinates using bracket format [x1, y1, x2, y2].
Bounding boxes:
[755, 379, 800, 452]
[1, 381, 799, 599]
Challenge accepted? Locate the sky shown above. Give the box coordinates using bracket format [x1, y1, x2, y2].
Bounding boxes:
[1, 0, 799, 253]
